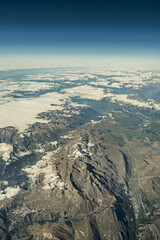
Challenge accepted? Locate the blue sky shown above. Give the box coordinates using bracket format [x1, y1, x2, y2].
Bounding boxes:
[0, 0, 160, 68]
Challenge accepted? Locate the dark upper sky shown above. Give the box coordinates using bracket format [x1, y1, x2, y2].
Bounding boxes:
[0, 0, 160, 29]
[0, 0, 160, 58]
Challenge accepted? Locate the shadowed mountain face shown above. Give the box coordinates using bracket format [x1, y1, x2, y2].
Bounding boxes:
[0, 67, 160, 239]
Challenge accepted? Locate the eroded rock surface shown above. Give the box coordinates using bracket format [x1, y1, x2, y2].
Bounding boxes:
[0, 103, 160, 240]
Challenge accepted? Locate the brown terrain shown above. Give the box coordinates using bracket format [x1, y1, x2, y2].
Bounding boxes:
[0, 105, 160, 240]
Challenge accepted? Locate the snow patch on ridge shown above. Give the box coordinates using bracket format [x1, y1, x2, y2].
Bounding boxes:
[0, 143, 13, 164]
[0, 186, 20, 201]
[22, 151, 66, 191]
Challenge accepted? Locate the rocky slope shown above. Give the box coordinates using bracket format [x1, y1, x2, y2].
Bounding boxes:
[0, 103, 160, 239]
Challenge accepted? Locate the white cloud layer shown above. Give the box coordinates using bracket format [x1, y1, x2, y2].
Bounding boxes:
[0, 92, 67, 131]
[105, 93, 160, 111]
[62, 85, 106, 100]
